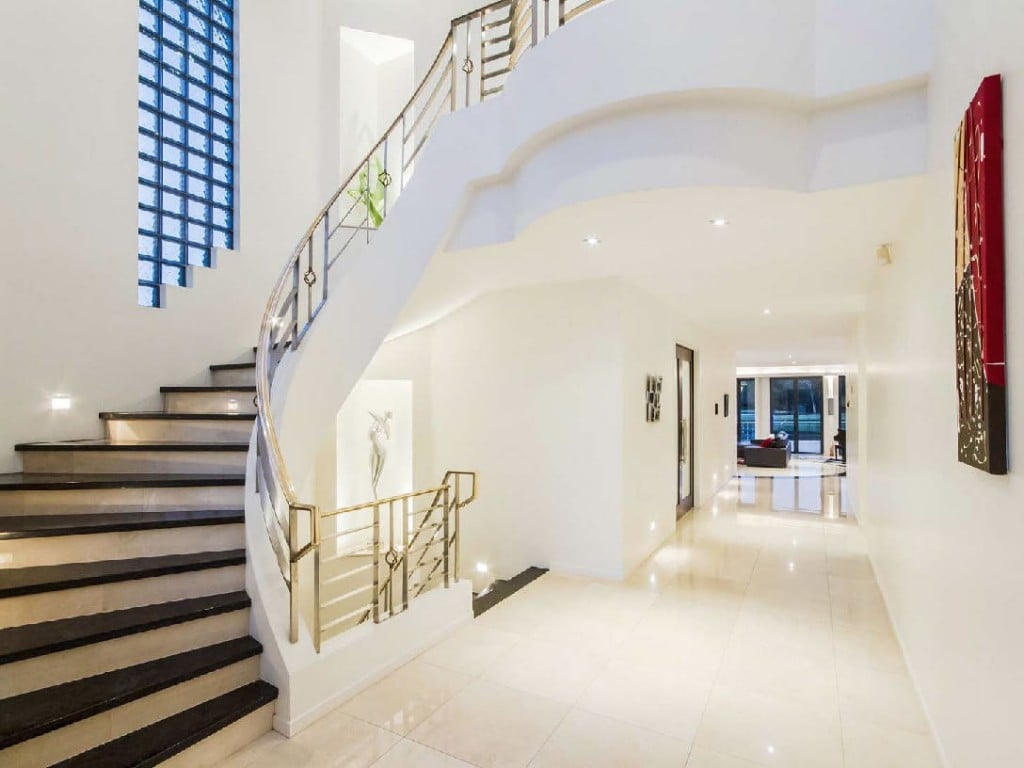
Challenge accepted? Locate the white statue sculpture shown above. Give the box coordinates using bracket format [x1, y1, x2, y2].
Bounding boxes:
[368, 410, 393, 499]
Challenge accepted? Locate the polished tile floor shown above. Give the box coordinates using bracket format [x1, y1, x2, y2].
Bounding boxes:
[223, 476, 941, 767]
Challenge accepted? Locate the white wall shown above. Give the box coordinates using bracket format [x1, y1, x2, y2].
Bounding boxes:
[429, 280, 627, 580]
[357, 279, 737, 582]
[337, 28, 414, 178]
[855, 1, 1024, 765]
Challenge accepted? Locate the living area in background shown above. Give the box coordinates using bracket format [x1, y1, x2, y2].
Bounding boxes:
[736, 372, 849, 468]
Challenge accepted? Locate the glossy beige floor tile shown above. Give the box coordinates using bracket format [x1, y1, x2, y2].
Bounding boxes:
[528, 708, 689, 767]
[836, 663, 931, 734]
[222, 475, 942, 768]
[220, 711, 400, 768]
[694, 684, 844, 768]
[340, 660, 473, 736]
[685, 747, 766, 767]
[418, 624, 521, 676]
[841, 717, 943, 768]
[576, 659, 711, 743]
[371, 739, 476, 767]
[408, 679, 568, 768]
[483, 636, 607, 704]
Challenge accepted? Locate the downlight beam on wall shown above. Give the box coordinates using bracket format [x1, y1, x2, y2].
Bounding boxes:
[50, 394, 72, 411]
[583, 235, 602, 247]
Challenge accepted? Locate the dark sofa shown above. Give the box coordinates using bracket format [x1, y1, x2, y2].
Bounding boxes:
[741, 440, 792, 468]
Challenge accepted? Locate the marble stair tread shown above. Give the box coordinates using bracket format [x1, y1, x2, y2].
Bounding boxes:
[0, 473, 246, 491]
[14, 440, 249, 452]
[0, 509, 244, 539]
[100, 412, 256, 421]
[159, 386, 256, 393]
[0, 591, 250, 665]
[0, 549, 246, 598]
[0, 636, 262, 749]
[53, 680, 278, 768]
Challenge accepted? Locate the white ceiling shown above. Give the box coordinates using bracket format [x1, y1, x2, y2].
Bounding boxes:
[395, 177, 924, 367]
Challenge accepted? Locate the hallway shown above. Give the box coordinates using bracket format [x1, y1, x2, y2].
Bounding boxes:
[223, 476, 939, 768]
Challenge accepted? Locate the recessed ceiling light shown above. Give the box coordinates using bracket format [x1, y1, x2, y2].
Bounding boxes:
[763, 308, 771, 316]
[583, 235, 601, 246]
[709, 217, 729, 227]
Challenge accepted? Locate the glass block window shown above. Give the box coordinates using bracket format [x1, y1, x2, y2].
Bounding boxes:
[138, 0, 235, 307]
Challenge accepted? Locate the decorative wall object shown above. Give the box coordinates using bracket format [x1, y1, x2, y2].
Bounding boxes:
[955, 74, 1007, 474]
[723, 393, 730, 418]
[645, 375, 662, 422]
[368, 410, 393, 498]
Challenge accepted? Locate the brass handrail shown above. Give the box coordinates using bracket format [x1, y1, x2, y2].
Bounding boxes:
[254, 0, 609, 649]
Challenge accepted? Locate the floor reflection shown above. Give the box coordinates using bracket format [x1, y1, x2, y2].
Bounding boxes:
[737, 475, 849, 518]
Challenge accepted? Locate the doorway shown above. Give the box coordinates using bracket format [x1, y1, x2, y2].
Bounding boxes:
[769, 376, 824, 454]
[676, 345, 695, 516]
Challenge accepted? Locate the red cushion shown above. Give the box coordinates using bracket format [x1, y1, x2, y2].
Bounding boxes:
[760, 438, 774, 448]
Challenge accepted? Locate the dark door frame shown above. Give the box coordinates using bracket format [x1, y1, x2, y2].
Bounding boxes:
[676, 345, 695, 517]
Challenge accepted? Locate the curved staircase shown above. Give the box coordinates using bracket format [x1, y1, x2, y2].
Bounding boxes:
[0, 352, 276, 767]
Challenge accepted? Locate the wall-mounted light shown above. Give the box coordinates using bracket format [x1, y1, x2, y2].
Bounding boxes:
[50, 395, 72, 411]
[583, 235, 601, 247]
[475, 562, 489, 574]
[763, 307, 771, 316]
[649, 521, 656, 532]
[227, 399, 239, 412]
[709, 217, 729, 227]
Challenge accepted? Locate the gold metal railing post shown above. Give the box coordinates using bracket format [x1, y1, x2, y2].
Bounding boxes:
[442, 485, 451, 588]
[288, 505, 300, 643]
[454, 474, 462, 581]
[401, 496, 410, 612]
[312, 507, 322, 653]
[372, 503, 381, 623]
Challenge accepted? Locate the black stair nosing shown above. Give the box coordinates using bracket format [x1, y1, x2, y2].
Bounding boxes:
[473, 566, 549, 617]
[0, 473, 246, 491]
[53, 680, 278, 768]
[100, 411, 257, 421]
[160, 385, 257, 393]
[14, 440, 249, 452]
[0, 508, 245, 540]
[209, 361, 256, 372]
[0, 549, 247, 599]
[0, 591, 251, 666]
[0, 636, 263, 750]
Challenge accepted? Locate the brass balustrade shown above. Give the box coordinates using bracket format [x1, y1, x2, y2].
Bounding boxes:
[254, 0, 609, 650]
[313, 471, 477, 652]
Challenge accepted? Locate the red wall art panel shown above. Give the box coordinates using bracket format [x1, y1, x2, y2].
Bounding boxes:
[955, 74, 1007, 474]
